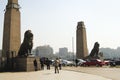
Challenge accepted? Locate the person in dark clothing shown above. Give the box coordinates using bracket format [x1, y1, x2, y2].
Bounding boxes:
[75, 59, 79, 67]
[40, 58, 44, 70]
[34, 59, 37, 71]
[46, 58, 51, 70]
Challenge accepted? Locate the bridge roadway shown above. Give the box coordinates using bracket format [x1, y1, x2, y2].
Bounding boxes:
[0, 67, 111, 80]
[64, 66, 120, 80]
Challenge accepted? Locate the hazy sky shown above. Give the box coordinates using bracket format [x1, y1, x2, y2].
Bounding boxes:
[0, 0, 120, 53]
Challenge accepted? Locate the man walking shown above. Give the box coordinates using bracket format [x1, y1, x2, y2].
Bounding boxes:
[46, 58, 51, 70]
[54, 58, 60, 74]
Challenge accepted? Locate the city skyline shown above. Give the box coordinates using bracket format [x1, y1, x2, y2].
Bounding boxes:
[0, 0, 120, 53]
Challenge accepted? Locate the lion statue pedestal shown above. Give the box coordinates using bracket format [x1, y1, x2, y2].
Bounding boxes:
[15, 56, 41, 71]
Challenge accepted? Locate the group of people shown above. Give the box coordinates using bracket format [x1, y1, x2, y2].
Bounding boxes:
[33, 57, 51, 71]
[40, 57, 52, 70]
[33, 57, 62, 74]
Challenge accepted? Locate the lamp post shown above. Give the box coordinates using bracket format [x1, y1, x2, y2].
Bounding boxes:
[72, 37, 74, 61]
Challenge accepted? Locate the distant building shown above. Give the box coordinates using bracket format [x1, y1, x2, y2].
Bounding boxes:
[68, 52, 75, 60]
[35, 45, 54, 58]
[100, 47, 120, 59]
[59, 47, 68, 59]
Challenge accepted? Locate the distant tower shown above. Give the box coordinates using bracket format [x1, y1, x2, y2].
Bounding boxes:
[2, 0, 21, 57]
[76, 21, 88, 59]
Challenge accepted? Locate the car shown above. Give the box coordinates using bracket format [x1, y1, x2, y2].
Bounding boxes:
[61, 60, 67, 66]
[115, 60, 120, 65]
[81, 59, 104, 67]
[77, 59, 86, 66]
[109, 60, 120, 67]
[52, 59, 74, 66]
[109, 60, 116, 67]
[104, 60, 110, 66]
[61, 60, 73, 66]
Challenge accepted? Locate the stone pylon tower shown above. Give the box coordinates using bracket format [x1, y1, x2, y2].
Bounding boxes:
[76, 21, 88, 59]
[2, 0, 21, 57]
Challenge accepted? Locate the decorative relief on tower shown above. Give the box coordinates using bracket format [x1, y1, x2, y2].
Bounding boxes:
[77, 21, 85, 29]
[6, 3, 20, 9]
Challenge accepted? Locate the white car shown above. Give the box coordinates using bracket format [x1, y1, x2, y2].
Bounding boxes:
[77, 59, 86, 66]
[62, 60, 73, 66]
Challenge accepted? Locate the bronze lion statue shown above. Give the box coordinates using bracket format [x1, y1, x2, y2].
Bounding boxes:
[18, 30, 33, 57]
[89, 42, 100, 58]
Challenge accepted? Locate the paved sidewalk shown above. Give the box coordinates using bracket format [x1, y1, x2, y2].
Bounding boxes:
[0, 69, 111, 80]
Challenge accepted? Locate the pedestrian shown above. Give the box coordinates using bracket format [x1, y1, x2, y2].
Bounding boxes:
[59, 58, 62, 70]
[40, 57, 44, 70]
[75, 59, 79, 67]
[46, 58, 51, 70]
[34, 59, 38, 71]
[54, 58, 60, 74]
